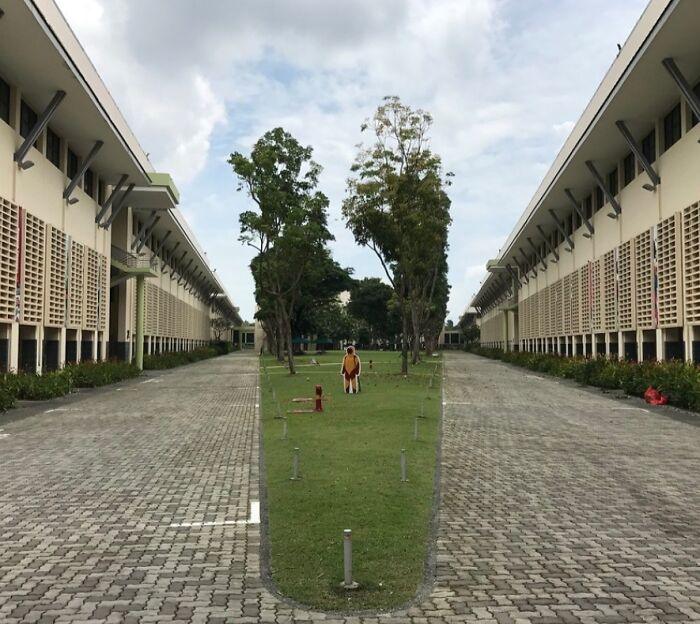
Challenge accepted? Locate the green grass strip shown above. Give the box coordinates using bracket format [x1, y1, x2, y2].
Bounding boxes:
[260, 350, 441, 611]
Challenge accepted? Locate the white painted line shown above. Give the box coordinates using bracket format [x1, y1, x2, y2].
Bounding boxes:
[141, 378, 163, 384]
[525, 375, 544, 380]
[249, 501, 260, 524]
[44, 408, 81, 414]
[0, 433, 9, 439]
[169, 500, 260, 528]
[443, 401, 473, 405]
[611, 407, 650, 413]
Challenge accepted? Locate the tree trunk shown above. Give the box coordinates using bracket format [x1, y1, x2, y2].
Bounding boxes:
[275, 312, 285, 361]
[411, 304, 421, 365]
[401, 307, 409, 375]
[285, 319, 296, 375]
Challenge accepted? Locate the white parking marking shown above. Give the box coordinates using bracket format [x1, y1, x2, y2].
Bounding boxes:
[169, 501, 260, 528]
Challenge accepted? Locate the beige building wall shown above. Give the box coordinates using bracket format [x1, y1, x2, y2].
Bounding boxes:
[0, 82, 111, 372]
[514, 102, 700, 361]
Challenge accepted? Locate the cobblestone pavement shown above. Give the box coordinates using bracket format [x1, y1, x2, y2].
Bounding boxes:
[2, 352, 700, 623]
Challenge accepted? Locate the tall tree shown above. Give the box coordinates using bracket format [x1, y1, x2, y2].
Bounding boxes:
[230, 128, 333, 374]
[343, 96, 452, 373]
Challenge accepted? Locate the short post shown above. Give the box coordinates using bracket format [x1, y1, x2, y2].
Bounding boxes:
[290, 447, 301, 480]
[314, 384, 323, 412]
[414, 417, 419, 441]
[342, 529, 359, 589]
[419, 398, 426, 419]
[282, 417, 288, 440]
[400, 449, 408, 482]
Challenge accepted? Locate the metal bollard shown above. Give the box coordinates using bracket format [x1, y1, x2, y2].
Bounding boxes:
[414, 417, 419, 441]
[342, 529, 359, 589]
[290, 447, 301, 480]
[400, 449, 408, 482]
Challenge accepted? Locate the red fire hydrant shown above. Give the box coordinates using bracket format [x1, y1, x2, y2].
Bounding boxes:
[315, 385, 323, 412]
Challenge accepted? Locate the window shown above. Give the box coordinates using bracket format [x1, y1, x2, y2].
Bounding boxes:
[691, 82, 700, 128]
[584, 195, 593, 220]
[567, 213, 574, 235]
[98, 179, 106, 205]
[84, 169, 95, 197]
[641, 130, 656, 165]
[573, 209, 581, 230]
[0, 76, 10, 124]
[46, 128, 61, 168]
[595, 186, 604, 210]
[20, 101, 37, 138]
[67, 149, 79, 180]
[663, 104, 681, 151]
[607, 168, 618, 197]
[623, 152, 635, 186]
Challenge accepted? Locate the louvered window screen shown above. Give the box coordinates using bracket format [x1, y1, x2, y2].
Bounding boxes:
[580, 266, 590, 334]
[618, 240, 635, 331]
[69, 241, 84, 328]
[0, 197, 19, 321]
[684, 202, 700, 324]
[658, 212, 682, 326]
[635, 228, 654, 329]
[22, 212, 45, 324]
[591, 259, 603, 332]
[570, 270, 580, 335]
[98, 253, 107, 331]
[45, 226, 66, 327]
[553, 280, 563, 336]
[563, 275, 571, 335]
[603, 250, 617, 331]
[536, 287, 544, 337]
[85, 248, 99, 330]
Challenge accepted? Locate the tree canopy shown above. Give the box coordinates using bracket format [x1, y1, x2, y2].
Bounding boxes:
[230, 127, 335, 374]
[343, 96, 452, 372]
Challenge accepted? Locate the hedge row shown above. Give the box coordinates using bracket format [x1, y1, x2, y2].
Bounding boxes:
[143, 341, 234, 370]
[470, 347, 700, 412]
[0, 360, 141, 412]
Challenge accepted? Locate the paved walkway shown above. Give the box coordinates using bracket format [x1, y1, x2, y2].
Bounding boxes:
[1, 352, 700, 623]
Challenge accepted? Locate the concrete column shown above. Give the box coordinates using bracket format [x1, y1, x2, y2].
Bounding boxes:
[91, 330, 98, 361]
[605, 333, 611, 358]
[617, 331, 624, 360]
[76, 329, 82, 363]
[9, 323, 19, 372]
[36, 325, 44, 374]
[591, 334, 597, 358]
[58, 327, 66, 369]
[684, 325, 693, 362]
[135, 275, 145, 370]
[656, 328, 663, 361]
[637, 329, 644, 362]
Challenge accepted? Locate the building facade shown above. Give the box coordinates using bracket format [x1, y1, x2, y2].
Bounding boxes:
[471, 0, 700, 362]
[0, 0, 241, 372]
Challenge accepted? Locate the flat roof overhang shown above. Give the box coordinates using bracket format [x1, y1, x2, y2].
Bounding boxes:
[0, 0, 153, 185]
[472, 0, 699, 308]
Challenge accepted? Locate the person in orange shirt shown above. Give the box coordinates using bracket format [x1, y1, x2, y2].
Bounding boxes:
[340, 345, 361, 394]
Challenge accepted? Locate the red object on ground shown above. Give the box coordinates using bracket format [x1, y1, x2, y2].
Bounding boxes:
[315, 385, 323, 412]
[644, 386, 669, 405]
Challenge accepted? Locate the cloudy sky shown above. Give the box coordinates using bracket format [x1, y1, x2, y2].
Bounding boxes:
[56, 0, 648, 323]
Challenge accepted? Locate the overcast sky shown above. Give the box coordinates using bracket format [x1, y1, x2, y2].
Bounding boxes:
[56, 0, 648, 323]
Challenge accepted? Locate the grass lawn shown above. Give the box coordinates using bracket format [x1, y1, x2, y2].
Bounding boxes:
[259, 350, 441, 611]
